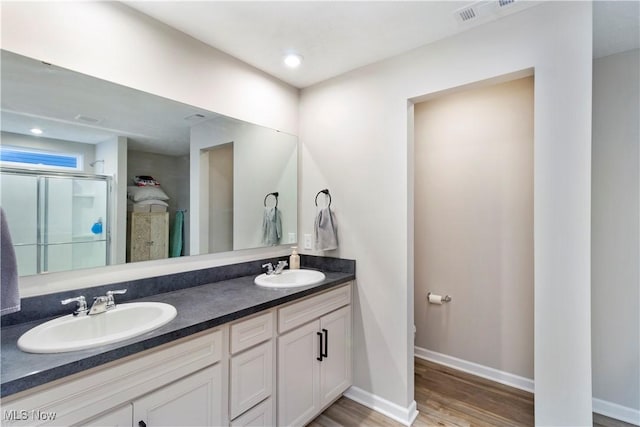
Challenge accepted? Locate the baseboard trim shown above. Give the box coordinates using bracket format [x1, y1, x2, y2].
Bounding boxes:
[414, 346, 535, 393]
[593, 398, 640, 426]
[415, 346, 640, 426]
[343, 386, 419, 426]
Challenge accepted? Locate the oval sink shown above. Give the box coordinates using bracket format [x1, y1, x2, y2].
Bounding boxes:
[254, 269, 326, 288]
[17, 302, 177, 354]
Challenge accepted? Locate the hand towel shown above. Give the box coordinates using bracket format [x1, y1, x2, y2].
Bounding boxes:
[262, 207, 282, 246]
[1, 208, 20, 315]
[170, 210, 184, 257]
[314, 207, 338, 251]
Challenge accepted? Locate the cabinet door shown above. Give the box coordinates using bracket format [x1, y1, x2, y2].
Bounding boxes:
[148, 213, 168, 260]
[130, 213, 168, 262]
[277, 320, 320, 427]
[230, 340, 273, 419]
[319, 306, 352, 407]
[130, 213, 151, 262]
[80, 404, 132, 427]
[133, 364, 222, 427]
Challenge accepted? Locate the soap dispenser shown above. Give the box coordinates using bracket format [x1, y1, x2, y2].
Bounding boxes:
[289, 246, 300, 270]
[91, 217, 103, 235]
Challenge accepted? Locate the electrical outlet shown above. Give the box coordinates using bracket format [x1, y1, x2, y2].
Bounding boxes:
[288, 232, 296, 243]
[304, 234, 313, 250]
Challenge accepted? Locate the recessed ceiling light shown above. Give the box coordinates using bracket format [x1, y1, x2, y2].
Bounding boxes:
[30, 128, 43, 135]
[283, 53, 303, 69]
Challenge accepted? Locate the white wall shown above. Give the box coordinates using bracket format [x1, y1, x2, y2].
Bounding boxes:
[414, 77, 534, 379]
[97, 136, 128, 264]
[208, 145, 234, 253]
[592, 49, 640, 422]
[232, 126, 297, 250]
[190, 117, 297, 254]
[299, 2, 592, 425]
[1, 1, 298, 296]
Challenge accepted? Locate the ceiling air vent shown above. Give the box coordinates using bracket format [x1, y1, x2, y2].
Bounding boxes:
[74, 114, 101, 124]
[497, 0, 516, 8]
[184, 113, 206, 121]
[457, 6, 477, 22]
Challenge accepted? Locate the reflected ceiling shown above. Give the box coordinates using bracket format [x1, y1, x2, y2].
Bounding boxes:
[1, 51, 219, 156]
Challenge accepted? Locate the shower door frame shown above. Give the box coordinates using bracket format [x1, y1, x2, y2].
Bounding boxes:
[1, 167, 112, 274]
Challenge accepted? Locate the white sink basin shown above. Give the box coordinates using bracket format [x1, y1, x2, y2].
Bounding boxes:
[254, 269, 326, 288]
[17, 302, 177, 354]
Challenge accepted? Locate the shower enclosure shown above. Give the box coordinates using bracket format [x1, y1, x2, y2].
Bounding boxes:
[0, 168, 111, 276]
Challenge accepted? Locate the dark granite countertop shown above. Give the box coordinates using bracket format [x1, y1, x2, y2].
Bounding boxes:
[1, 270, 354, 397]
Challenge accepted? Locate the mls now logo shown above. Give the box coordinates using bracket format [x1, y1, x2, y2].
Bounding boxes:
[4, 409, 57, 421]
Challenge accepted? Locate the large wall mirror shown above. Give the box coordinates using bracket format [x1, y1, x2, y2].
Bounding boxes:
[0, 50, 297, 280]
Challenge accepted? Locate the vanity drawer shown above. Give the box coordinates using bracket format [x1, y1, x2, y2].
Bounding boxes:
[278, 283, 351, 333]
[230, 310, 274, 354]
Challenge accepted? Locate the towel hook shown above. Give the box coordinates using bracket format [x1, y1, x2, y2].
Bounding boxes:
[264, 192, 279, 208]
[315, 189, 331, 208]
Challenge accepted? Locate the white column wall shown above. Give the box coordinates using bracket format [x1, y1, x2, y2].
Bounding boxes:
[299, 3, 592, 425]
[592, 49, 640, 420]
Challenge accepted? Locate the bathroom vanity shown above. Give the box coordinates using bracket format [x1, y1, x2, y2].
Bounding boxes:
[0, 258, 354, 427]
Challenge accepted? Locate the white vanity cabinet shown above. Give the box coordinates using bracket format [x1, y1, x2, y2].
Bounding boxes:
[2, 281, 353, 427]
[277, 283, 352, 427]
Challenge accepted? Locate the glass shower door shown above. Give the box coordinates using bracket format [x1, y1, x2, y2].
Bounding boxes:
[42, 176, 109, 273]
[0, 173, 38, 276]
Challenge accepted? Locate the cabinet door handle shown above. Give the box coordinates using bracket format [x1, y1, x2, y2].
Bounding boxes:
[316, 331, 323, 361]
[322, 328, 328, 358]
[139, 421, 147, 427]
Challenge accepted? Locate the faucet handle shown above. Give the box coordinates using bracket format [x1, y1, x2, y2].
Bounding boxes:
[106, 289, 127, 308]
[61, 296, 87, 316]
[106, 289, 127, 297]
[262, 263, 274, 274]
[274, 260, 288, 274]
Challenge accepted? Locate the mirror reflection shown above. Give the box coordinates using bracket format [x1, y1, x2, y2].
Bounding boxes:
[0, 50, 297, 277]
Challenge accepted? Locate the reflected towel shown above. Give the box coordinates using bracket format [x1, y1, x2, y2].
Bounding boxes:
[262, 207, 282, 246]
[170, 210, 184, 257]
[314, 207, 338, 251]
[1, 208, 20, 315]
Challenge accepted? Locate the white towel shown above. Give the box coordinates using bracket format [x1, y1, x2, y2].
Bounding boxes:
[314, 207, 338, 251]
[262, 207, 282, 246]
[1, 208, 20, 315]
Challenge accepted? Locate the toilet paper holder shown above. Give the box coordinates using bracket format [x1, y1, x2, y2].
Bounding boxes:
[427, 292, 452, 303]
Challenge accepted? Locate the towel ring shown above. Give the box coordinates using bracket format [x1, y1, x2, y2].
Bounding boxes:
[264, 192, 279, 208]
[315, 189, 331, 208]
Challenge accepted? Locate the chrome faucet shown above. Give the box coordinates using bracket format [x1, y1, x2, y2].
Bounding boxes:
[262, 263, 275, 275]
[88, 296, 110, 315]
[262, 261, 288, 275]
[274, 260, 288, 274]
[88, 289, 127, 315]
[61, 296, 88, 316]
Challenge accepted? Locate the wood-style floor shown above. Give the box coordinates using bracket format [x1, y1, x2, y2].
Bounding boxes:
[308, 357, 635, 427]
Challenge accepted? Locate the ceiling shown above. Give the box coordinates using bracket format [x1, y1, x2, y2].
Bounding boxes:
[1, 1, 637, 155]
[125, 1, 640, 89]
